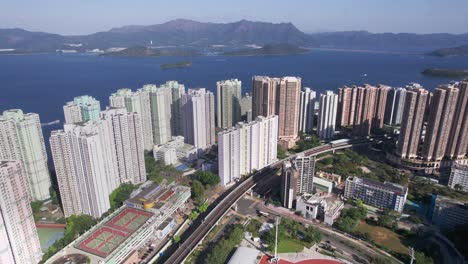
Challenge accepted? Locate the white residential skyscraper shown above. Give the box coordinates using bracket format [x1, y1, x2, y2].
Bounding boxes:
[101, 108, 146, 184]
[280, 156, 315, 208]
[63, 95, 101, 124]
[50, 121, 119, 218]
[109, 88, 153, 150]
[0, 161, 42, 264]
[317, 91, 338, 139]
[299, 87, 316, 133]
[240, 93, 253, 122]
[216, 79, 242, 128]
[218, 115, 278, 186]
[141, 84, 173, 145]
[162, 81, 186, 136]
[182, 88, 215, 151]
[0, 109, 51, 201]
[384, 87, 407, 125]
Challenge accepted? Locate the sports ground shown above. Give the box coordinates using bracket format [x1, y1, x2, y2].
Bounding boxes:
[77, 208, 153, 258]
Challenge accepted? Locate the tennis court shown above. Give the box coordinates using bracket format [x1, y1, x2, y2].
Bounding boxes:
[76, 208, 154, 258]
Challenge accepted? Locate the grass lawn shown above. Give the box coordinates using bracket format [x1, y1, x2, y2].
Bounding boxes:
[277, 238, 304, 253]
[355, 221, 407, 254]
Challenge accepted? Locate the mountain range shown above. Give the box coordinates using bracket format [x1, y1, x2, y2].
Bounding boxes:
[1, 19, 468, 52]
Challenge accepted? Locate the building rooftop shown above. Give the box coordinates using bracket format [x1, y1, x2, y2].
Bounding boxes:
[75, 207, 154, 259]
[227, 247, 260, 264]
[299, 194, 344, 216]
[436, 195, 468, 209]
[348, 176, 407, 195]
[260, 255, 341, 264]
[125, 181, 191, 216]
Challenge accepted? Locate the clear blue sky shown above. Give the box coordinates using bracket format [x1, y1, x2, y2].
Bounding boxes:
[1, 0, 467, 35]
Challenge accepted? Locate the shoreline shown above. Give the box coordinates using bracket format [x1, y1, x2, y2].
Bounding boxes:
[309, 47, 422, 55]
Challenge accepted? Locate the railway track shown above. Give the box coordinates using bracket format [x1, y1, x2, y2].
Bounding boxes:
[162, 138, 379, 263]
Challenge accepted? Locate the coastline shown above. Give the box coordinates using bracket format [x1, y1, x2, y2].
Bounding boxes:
[309, 47, 422, 55]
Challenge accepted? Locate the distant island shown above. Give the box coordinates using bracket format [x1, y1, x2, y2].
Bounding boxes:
[224, 43, 309, 56]
[101, 46, 200, 57]
[160, 61, 192, 69]
[422, 68, 468, 77]
[428, 44, 468, 57]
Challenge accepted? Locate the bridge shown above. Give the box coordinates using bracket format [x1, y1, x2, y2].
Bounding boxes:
[159, 138, 381, 264]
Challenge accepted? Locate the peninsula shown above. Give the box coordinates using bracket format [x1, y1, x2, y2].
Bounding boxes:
[101, 46, 200, 57]
[224, 43, 309, 56]
[428, 44, 468, 57]
[422, 68, 468, 77]
[160, 61, 192, 69]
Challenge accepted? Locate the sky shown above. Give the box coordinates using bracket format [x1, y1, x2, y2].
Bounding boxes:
[1, 0, 468, 35]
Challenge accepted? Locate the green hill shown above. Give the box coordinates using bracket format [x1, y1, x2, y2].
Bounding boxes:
[428, 44, 468, 57]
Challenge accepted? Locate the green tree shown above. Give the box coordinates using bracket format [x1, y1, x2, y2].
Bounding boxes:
[109, 183, 137, 211]
[304, 226, 322, 244]
[197, 201, 209, 213]
[31, 201, 42, 214]
[414, 251, 434, 264]
[189, 211, 199, 221]
[194, 171, 220, 186]
[49, 187, 60, 205]
[202, 224, 247, 264]
[191, 180, 205, 203]
[296, 135, 321, 152]
[277, 145, 288, 159]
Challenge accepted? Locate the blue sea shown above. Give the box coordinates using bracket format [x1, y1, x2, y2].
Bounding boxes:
[1, 50, 467, 146]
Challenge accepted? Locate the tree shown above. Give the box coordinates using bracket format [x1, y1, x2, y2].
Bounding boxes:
[197, 202, 209, 213]
[277, 145, 288, 159]
[194, 171, 220, 186]
[189, 211, 199, 221]
[296, 135, 321, 152]
[202, 224, 244, 264]
[414, 251, 434, 264]
[31, 201, 42, 214]
[191, 180, 205, 203]
[109, 183, 137, 211]
[355, 199, 364, 208]
[50, 186, 60, 205]
[304, 226, 322, 244]
[377, 214, 394, 228]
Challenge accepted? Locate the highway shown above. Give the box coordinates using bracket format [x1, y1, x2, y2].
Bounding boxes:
[161, 138, 378, 264]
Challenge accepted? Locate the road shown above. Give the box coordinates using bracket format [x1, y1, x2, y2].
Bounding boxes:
[256, 203, 403, 264]
[161, 138, 379, 264]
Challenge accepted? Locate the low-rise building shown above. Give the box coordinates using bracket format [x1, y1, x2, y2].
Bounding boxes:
[431, 195, 468, 230]
[153, 136, 198, 165]
[296, 194, 344, 225]
[313, 172, 341, 194]
[201, 161, 217, 172]
[153, 147, 178, 165]
[448, 160, 468, 191]
[45, 182, 190, 264]
[227, 246, 260, 264]
[344, 176, 407, 213]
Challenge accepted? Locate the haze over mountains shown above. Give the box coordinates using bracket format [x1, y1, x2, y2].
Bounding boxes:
[1, 19, 468, 52]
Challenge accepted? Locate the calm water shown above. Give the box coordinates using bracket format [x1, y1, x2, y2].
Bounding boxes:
[1, 50, 467, 145]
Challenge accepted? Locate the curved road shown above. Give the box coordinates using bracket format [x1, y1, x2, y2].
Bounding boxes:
[162, 138, 378, 264]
